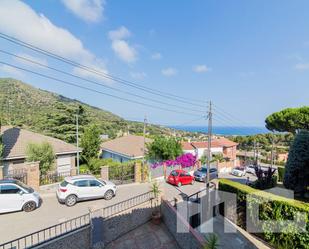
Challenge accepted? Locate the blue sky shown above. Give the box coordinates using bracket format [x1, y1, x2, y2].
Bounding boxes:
[0, 0, 308, 128]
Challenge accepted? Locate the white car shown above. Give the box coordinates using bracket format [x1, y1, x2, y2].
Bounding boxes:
[231, 167, 246, 177]
[0, 179, 41, 213]
[56, 175, 117, 207]
[245, 165, 256, 175]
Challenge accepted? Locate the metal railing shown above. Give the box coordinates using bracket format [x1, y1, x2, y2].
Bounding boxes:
[4, 169, 27, 184]
[40, 171, 71, 185]
[0, 214, 90, 249]
[94, 191, 154, 218]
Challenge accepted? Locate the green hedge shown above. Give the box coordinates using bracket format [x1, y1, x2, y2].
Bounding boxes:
[219, 179, 309, 249]
[277, 166, 285, 182]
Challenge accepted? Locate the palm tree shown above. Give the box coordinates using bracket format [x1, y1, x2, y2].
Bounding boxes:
[211, 153, 226, 171]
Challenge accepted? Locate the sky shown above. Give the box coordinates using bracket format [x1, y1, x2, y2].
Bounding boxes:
[0, 0, 308, 128]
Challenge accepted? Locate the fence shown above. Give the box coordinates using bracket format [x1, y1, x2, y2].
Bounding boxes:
[40, 171, 71, 185]
[0, 214, 90, 249]
[4, 169, 27, 184]
[93, 191, 154, 218]
[108, 163, 135, 185]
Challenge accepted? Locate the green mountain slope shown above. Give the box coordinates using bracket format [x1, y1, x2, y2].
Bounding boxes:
[0, 78, 173, 141]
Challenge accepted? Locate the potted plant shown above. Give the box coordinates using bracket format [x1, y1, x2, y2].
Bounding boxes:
[203, 234, 220, 249]
[150, 181, 162, 225]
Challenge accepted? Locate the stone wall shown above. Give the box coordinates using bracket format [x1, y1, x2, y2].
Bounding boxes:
[35, 226, 91, 249]
[161, 199, 206, 249]
[92, 200, 156, 247]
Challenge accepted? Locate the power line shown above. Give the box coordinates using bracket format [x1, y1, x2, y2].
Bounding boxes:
[0, 50, 203, 114]
[0, 61, 202, 117]
[0, 32, 206, 108]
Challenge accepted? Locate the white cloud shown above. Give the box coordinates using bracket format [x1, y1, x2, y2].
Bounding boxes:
[193, 65, 211, 73]
[130, 72, 146, 80]
[14, 53, 48, 68]
[151, 52, 162, 60]
[161, 67, 177, 76]
[61, 0, 105, 23]
[295, 63, 309, 71]
[108, 26, 137, 63]
[0, 64, 24, 77]
[0, 0, 108, 80]
[108, 26, 130, 40]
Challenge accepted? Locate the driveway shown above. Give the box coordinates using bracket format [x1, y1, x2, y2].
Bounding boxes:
[219, 172, 257, 185]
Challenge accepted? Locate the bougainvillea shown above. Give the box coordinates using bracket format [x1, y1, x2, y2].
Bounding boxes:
[151, 153, 197, 169]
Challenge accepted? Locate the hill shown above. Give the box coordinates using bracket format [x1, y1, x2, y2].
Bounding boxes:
[0, 78, 174, 142]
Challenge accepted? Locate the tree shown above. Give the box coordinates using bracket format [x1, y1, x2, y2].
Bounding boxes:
[283, 130, 309, 195]
[0, 120, 4, 160]
[42, 103, 88, 143]
[146, 136, 182, 161]
[81, 124, 101, 161]
[265, 106, 309, 133]
[26, 142, 55, 174]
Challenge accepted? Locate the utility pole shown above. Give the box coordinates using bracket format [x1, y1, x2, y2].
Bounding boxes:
[76, 114, 80, 175]
[206, 101, 212, 189]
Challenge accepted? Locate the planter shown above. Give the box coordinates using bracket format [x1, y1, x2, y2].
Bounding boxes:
[151, 210, 162, 225]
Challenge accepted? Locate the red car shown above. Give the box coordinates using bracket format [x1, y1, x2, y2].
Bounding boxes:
[167, 169, 194, 187]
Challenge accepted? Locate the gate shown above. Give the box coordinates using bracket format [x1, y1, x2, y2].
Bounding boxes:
[4, 168, 28, 184]
[108, 163, 135, 185]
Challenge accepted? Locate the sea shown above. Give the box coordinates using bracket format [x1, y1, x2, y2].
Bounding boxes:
[171, 126, 269, 136]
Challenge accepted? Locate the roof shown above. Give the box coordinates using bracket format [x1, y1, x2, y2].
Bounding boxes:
[1, 126, 80, 160]
[101, 135, 152, 158]
[191, 137, 238, 149]
[181, 142, 195, 150]
[65, 175, 95, 183]
[0, 179, 19, 184]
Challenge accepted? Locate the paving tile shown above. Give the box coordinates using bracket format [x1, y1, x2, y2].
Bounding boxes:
[113, 239, 138, 249]
[135, 232, 161, 249]
[154, 226, 174, 244]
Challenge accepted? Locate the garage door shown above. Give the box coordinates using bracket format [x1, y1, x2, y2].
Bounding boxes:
[57, 155, 72, 173]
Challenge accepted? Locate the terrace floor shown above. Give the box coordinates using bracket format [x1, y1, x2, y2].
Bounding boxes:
[105, 221, 180, 249]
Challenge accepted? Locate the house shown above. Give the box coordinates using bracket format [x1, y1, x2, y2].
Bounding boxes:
[0, 126, 80, 175]
[100, 135, 152, 163]
[181, 137, 238, 172]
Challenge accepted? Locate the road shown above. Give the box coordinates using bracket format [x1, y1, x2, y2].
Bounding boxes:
[0, 174, 254, 244]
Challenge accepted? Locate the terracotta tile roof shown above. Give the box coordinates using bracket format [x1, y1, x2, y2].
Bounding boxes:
[181, 142, 195, 150]
[101, 135, 152, 158]
[191, 137, 238, 149]
[1, 126, 80, 160]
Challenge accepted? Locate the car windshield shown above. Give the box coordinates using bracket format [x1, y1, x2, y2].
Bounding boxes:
[15, 181, 33, 193]
[60, 181, 69, 187]
[198, 168, 207, 172]
[170, 171, 178, 176]
[235, 167, 244, 170]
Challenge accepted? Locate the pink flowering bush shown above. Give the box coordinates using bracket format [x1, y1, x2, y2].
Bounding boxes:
[151, 153, 197, 169]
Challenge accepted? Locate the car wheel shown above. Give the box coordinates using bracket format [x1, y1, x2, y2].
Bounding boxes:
[65, 195, 77, 207]
[104, 190, 114, 200]
[177, 182, 182, 187]
[23, 201, 36, 212]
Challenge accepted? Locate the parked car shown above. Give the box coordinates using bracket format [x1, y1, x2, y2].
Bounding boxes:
[167, 170, 194, 187]
[231, 167, 246, 177]
[0, 179, 41, 213]
[245, 165, 256, 175]
[193, 167, 218, 182]
[56, 175, 117, 207]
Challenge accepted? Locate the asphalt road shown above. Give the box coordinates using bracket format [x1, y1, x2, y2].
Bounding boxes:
[0, 174, 253, 244]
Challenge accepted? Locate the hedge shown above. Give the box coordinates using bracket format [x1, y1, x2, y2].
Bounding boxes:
[219, 179, 309, 249]
[277, 166, 285, 182]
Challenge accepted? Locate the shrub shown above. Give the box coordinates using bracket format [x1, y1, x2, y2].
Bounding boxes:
[219, 179, 309, 249]
[26, 142, 55, 174]
[277, 166, 285, 182]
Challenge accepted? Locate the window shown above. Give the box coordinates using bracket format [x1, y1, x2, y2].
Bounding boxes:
[0, 184, 22, 194]
[89, 180, 101, 187]
[180, 173, 186, 177]
[185, 172, 191, 176]
[60, 181, 69, 187]
[210, 168, 217, 173]
[74, 180, 89, 187]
